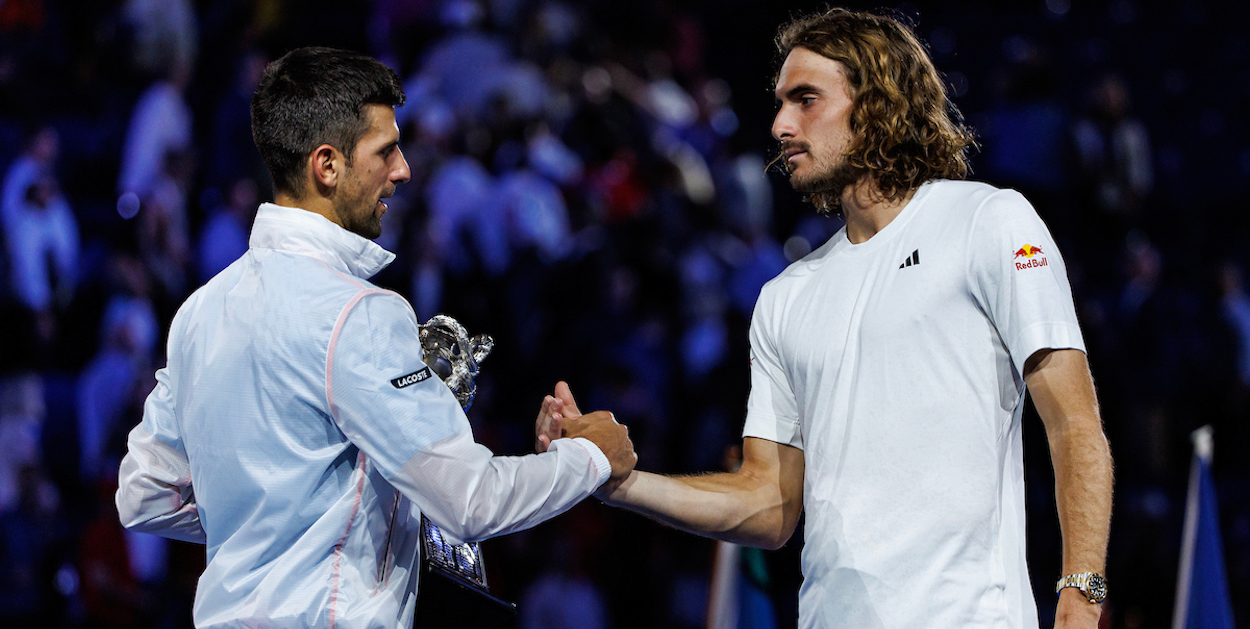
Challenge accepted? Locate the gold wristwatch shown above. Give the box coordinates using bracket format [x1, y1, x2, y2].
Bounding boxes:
[1055, 572, 1107, 603]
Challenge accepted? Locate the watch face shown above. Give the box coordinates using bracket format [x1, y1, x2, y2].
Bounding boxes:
[1087, 573, 1107, 601]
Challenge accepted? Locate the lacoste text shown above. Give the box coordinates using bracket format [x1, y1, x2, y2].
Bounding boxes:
[391, 367, 433, 389]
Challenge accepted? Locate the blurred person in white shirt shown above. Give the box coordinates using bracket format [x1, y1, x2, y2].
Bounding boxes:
[0, 127, 79, 352]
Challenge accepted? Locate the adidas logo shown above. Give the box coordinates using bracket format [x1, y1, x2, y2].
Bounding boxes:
[898, 249, 920, 269]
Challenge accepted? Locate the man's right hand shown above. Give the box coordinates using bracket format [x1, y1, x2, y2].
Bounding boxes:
[560, 411, 637, 481]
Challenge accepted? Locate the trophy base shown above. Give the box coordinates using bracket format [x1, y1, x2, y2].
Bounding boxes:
[414, 565, 516, 629]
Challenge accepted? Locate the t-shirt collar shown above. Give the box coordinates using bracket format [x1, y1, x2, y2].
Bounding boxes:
[248, 202, 396, 279]
[833, 180, 935, 256]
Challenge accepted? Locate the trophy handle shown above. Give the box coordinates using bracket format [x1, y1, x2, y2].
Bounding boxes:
[469, 334, 494, 365]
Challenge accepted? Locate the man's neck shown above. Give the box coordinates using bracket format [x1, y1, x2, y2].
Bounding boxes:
[274, 192, 344, 230]
[840, 177, 918, 245]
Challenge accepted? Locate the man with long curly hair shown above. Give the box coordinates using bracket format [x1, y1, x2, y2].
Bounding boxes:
[555, 8, 1113, 629]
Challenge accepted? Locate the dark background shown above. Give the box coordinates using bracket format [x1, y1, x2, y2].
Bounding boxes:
[0, 0, 1247, 627]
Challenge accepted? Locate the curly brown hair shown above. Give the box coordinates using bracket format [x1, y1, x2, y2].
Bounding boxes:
[775, 8, 975, 210]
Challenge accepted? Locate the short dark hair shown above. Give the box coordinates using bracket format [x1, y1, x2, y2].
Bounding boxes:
[250, 47, 405, 197]
[776, 9, 974, 206]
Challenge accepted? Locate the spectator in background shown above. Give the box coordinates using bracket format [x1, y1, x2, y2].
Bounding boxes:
[0, 376, 45, 514]
[417, 0, 511, 117]
[122, 0, 198, 79]
[977, 36, 1067, 209]
[425, 151, 506, 276]
[519, 538, 607, 629]
[493, 159, 571, 359]
[139, 148, 194, 305]
[1104, 233, 1175, 481]
[208, 52, 269, 192]
[78, 479, 151, 629]
[118, 61, 193, 201]
[0, 126, 79, 362]
[1222, 261, 1250, 389]
[78, 250, 159, 484]
[1071, 73, 1153, 233]
[1218, 261, 1250, 463]
[77, 334, 143, 485]
[0, 464, 67, 629]
[197, 177, 257, 284]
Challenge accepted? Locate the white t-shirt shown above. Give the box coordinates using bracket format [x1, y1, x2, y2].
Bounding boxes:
[743, 180, 1085, 629]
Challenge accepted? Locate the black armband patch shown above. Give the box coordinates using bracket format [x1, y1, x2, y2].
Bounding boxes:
[390, 366, 433, 389]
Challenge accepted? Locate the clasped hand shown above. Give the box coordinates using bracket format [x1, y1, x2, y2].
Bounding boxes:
[534, 381, 636, 482]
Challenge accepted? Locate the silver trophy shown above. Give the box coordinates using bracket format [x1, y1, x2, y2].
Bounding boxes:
[414, 314, 514, 626]
[418, 314, 495, 411]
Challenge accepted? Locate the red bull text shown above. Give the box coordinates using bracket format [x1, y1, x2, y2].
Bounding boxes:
[1013, 244, 1048, 270]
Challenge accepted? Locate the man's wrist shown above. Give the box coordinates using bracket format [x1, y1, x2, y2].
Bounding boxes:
[1055, 588, 1102, 626]
[1055, 571, 1106, 604]
[593, 468, 639, 505]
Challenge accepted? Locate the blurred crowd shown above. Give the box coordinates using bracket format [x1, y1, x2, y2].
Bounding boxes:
[0, 0, 1246, 628]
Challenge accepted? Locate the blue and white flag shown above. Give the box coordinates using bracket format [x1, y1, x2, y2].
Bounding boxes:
[1172, 425, 1236, 629]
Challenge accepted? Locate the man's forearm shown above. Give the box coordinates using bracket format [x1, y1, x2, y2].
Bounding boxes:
[604, 463, 801, 550]
[1026, 349, 1114, 575]
[1049, 416, 1114, 574]
[1024, 349, 1111, 627]
[602, 437, 805, 548]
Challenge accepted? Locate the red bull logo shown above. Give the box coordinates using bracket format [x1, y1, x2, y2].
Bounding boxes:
[1013, 244, 1049, 270]
[1013, 244, 1044, 259]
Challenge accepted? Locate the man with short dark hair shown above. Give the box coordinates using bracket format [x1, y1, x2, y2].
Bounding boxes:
[569, 9, 1112, 629]
[116, 47, 636, 629]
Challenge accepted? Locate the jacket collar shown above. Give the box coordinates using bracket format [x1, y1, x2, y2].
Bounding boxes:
[248, 203, 395, 280]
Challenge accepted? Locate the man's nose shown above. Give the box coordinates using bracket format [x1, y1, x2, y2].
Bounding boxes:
[772, 107, 795, 141]
[393, 149, 412, 185]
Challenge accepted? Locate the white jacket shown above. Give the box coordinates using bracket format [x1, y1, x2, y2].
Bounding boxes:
[117, 202, 609, 629]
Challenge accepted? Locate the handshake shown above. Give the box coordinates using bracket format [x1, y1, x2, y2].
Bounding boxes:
[533, 381, 637, 488]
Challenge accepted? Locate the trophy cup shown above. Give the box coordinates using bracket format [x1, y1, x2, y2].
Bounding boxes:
[413, 314, 516, 627]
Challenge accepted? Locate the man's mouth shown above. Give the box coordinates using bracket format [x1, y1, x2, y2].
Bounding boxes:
[781, 142, 810, 165]
[377, 191, 395, 211]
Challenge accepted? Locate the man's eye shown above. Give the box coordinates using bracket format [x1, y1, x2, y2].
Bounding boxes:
[800, 96, 816, 105]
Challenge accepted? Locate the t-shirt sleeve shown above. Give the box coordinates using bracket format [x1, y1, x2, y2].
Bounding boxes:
[967, 189, 1086, 375]
[741, 287, 804, 449]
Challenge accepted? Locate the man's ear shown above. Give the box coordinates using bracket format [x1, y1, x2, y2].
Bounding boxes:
[309, 144, 341, 191]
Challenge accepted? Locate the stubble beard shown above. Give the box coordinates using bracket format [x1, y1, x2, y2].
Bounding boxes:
[779, 143, 860, 217]
[335, 170, 386, 240]
[336, 189, 384, 240]
[349, 207, 383, 240]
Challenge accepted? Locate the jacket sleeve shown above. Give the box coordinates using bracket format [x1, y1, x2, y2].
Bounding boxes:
[115, 366, 207, 543]
[326, 289, 610, 544]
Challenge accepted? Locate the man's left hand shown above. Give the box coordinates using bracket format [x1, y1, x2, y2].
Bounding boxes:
[534, 395, 562, 452]
[535, 381, 584, 452]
